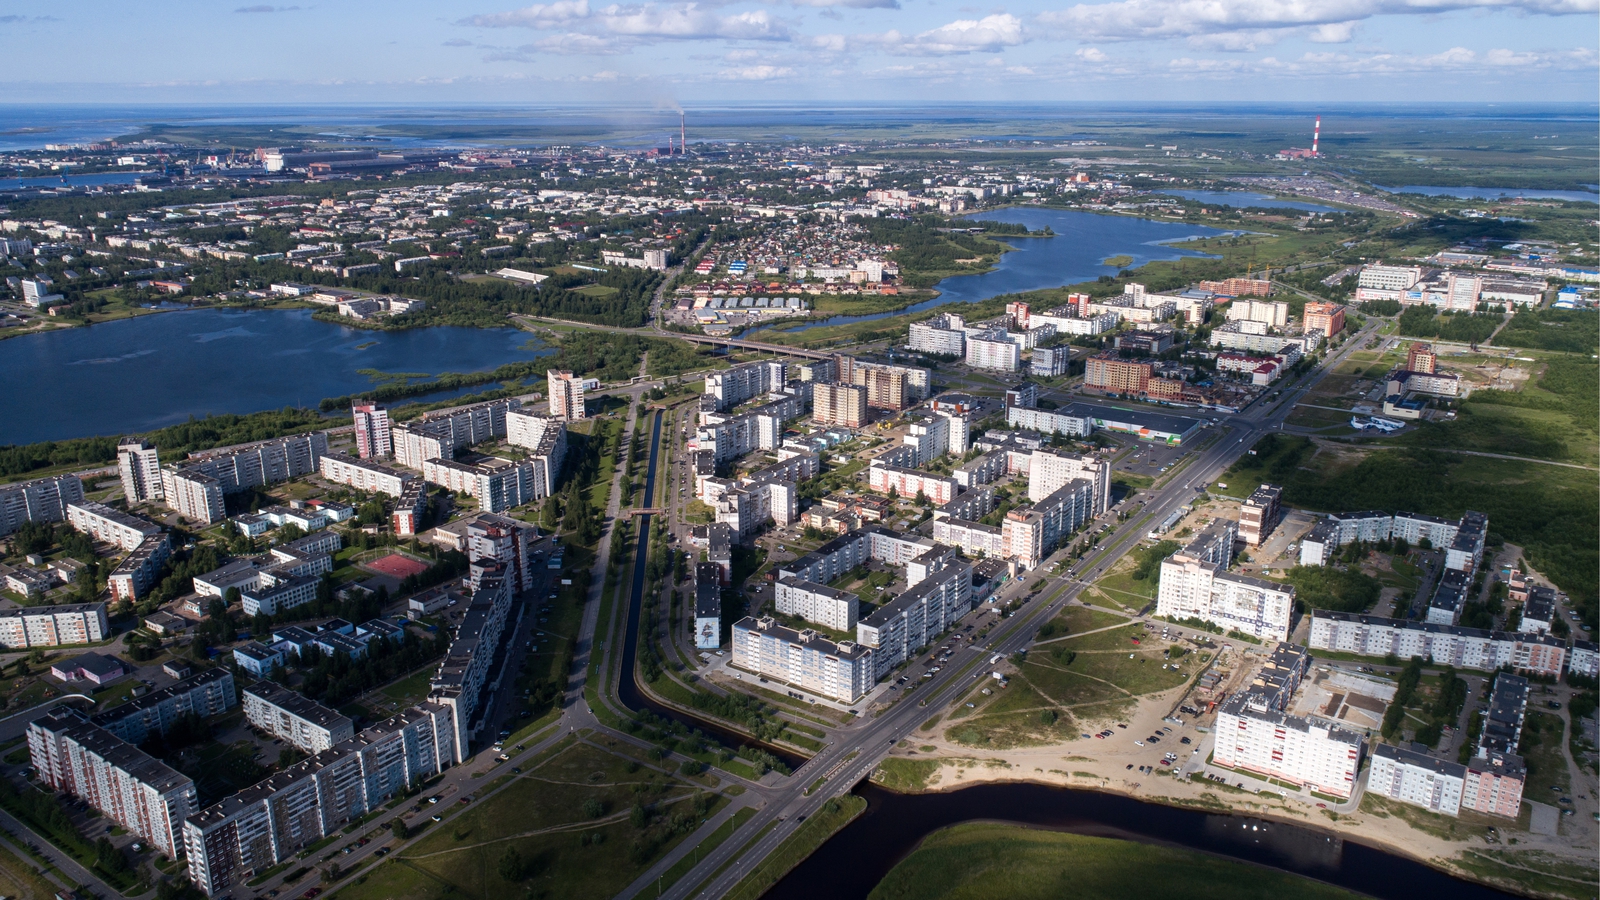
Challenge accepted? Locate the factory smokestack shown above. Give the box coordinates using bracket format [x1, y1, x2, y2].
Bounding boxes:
[680, 112, 686, 156]
[1312, 115, 1321, 156]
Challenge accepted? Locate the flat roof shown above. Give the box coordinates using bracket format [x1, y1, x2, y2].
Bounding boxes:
[1054, 401, 1201, 439]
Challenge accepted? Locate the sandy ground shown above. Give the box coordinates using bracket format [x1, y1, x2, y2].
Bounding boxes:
[888, 641, 1598, 898]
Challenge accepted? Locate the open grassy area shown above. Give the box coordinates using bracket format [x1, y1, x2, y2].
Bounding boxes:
[1453, 849, 1600, 900]
[337, 741, 727, 900]
[946, 680, 1082, 750]
[723, 795, 867, 900]
[866, 823, 1363, 900]
[0, 838, 61, 900]
[1517, 711, 1571, 800]
[871, 758, 942, 793]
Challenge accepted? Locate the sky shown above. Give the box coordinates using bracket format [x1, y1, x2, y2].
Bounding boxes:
[1, 0, 1596, 103]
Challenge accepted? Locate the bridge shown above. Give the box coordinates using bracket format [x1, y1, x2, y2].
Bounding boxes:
[666, 330, 833, 360]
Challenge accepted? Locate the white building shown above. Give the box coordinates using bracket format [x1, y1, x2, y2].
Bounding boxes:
[547, 369, 587, 420]
[1026, 449, 1110, 513]
[1369, 744, 1466, 816]
[422, 456, 535, 514]
[908, 320, 966, 356]
[732, 616, 873, 703]
[774, 577, 859, 632]
[1308, 611, 1568, 678]
[0, 473, 85, 537]
[1214, 689, 1363, 797]
[242, 682, 356, 754]
[0, 602, 109, 649]
[693, 562, 722, 650]
[66, 501, 162, 552]
[855, 559, 972, 679]
[965, 336, 1022, 372]
[318, 453, 414, 497]
[1156, 554, 1294, 641]
[868, 461, 956, 504]
[118, 439, 164, 503]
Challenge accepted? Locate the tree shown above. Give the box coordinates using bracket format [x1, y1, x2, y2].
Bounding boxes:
[223, 586, 241, 608]
[497, 848, 526, 882]
[581, 798, 605, 818]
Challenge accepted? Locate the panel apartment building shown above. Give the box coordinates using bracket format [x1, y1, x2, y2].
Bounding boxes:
[28, 708, 196, 860]
[92, 668, 238, 746]
[731, 616, 874, 704]
[0, 473, 84, 537]
[183, 703, 456, 896]
[812, 381, 868, 428]
[162, 432, 329, 525]
[1156, 520, 1296, 641]
[392, 398, 520, 469]
[422, 455, 536, 514]
[1308, 611, 1568, 678]
[243, 682, 356, 754]
[1212, 644, 1364, 798]
[427, 572, 514, 758]
[318, 453, 415, 497]
[0, 602, 109, 649]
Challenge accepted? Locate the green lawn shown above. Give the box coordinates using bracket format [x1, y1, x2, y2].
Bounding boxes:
[1037, 605, 1128, 641]
[871, 758, 942, 793]
[1518, 711, 1571, 800]
[867, 823, 1363, 900]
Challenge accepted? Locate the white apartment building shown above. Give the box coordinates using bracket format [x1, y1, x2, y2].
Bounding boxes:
[351, 403, 393, 459]
[1369, 744, 1466, 816]
[733, 616, 875, 703]
[162, 469, 226, 525]
[184, 703, 456, 896]
[903, 415, 949, 467]
[812, 381, 868, 427]
[422, 456, 535, 514]
[428, 573, 513, 757]
[0, 473, 85, 537]
[1156, 556, 1294, 641]
[0, 602, 109, 649]
[28, 709, 195, 860]
[1308, 611, 1568, 678]
[931, 518, 1004, 559]
[318, 453, 414, 497]
[705, 361, 784, 411]
[1227, 298, 1289, 328]
[1357, 264, 1423, 294]
[966, 336, 1022, 371]
[66, 501, 162, 552]
[1214, 689, 1363, 798]
[1006, 405, 1093, 439]
[937, 408, 971, 455]
[1026, 449, 1111, 514]
[243, 683, 356, 754]
[774, 577, 859, 632]
[908, 320, 966, 356]
[547, 369, 587, 420]
[118, 439, 164, 503]
[856, 560, 972, 679]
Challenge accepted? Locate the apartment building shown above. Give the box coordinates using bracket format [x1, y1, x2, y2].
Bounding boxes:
[108, 535, 172, 602]
[774, 577, 859, 632]
[93, 668, 238, 746]
[118, 439, 164, 503]
[867, 461, 956, 505]
[998, 480, 1096, 569]
[812, 381, 867, 427]
[694, 562, 722, 650]
[835, 356, 930, 409]
[1238, 484, 1282, 547]
[351, 402, 393, 459]
[392, 482, 429, 536]
[318, 452, 414, 497]
[1026, 448, 1111, 514]
[1213, 646, 1363, 798]
[705, 361, 785, 411]
[67, 501, 162, 552]
[1308, 612, 1568, 678]
[183, 703, 456, 896]
[547, 369, 587, 420]
[0, 473, 85, 537]
[1156, 552, 1294, 641]
[1030, 345, 1072, 378]
[242, 682, 355, 754]
[1569, 640, 1599, 679]
[1462, 674, 1529, 818]
[428, 573, 513, 758]
[1083, 355, 1151, 396]
[391, 399, 519, 469]
[732, 616, 875, 703]
[27, 709, 195, 860]
[908, 319, 966, 356]
[1006, 405, 1093, 439]
[422, 456, 534, 514]
[163, 469, 226, 525]
[465, 514, 541, 594]
[932, 518, 1004, 559]
[965, 336, 1021, 371]
[1302, 302, 1346, 338]
[0, 602, 109, 649]
[1406, 342, 1437, 374]
[1227, 298, 1289, 328]
[855, 560, 973, 679]
[1369, 744, 1467, 816]
[162, 432, 329, 525]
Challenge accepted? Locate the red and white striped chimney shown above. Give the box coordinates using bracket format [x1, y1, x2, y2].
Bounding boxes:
[1312, 116, 1321, 156]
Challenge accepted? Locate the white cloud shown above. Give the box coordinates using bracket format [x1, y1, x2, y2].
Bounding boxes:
[462, 1, 789, 42]
[1164, 45, 1596, 77]
[790, 0, 900, 8]
[716, 63, 795, 78]
[1185, 29, 1282, 51]
[876, 13, 1025, 54]
[1074, 46, 1108, 61]
[1309, 22, 1357, 42]
[1039, 0, 1598, 43]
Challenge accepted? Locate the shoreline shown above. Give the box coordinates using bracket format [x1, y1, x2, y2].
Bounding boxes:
[866, 761, 1585, 900]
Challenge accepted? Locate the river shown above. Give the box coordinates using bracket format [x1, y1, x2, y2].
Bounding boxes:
[1161, 189, 1337, 213]
[0, 308, 551, 445]
[746, 207, 1230, 337]
[1377, 185, 1600, 203]
[768, 782, 1520, 900]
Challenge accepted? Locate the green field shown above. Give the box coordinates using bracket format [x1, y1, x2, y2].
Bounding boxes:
[867, 823, 1363, 900]
[336, 740, 727, 900]
[872, 758, 943, 793]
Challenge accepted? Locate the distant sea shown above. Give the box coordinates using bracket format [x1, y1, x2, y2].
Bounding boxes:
[0, 102, 1596, 152]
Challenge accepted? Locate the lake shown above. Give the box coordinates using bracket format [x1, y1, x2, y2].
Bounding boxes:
[1161, 189, 1337, 213]
[0, 308, 550, 445]
[0, 171, 148, 190]
[751, 207, 1230, 336]
[1378, 185, 1600, 203]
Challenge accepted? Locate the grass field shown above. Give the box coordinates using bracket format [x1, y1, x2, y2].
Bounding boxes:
[866, 823, 1363, 900]
[872, 758, 942, 792]
[1518, 711, 1571, 800]
[0, 838, 60, 900]
[337, 741, 726, 900]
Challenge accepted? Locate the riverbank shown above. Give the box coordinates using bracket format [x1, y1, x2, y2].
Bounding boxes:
[867, 756, 1592, 899]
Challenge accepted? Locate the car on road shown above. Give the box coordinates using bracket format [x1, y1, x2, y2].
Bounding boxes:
[431, 814, 442, 822]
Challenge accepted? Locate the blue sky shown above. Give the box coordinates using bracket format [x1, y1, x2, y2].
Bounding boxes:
[2, 0, 1596, 102]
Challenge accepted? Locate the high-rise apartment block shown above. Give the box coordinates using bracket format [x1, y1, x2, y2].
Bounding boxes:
[351, 401, 393, 459]
[1212, 644, 1363, 798]
[242, 682, 356, 754]
[812, 381, 867, 427]
[1406, 342, 1437, 375]
[732, 617, 874, 703]
[1302, 302, 1346, 338]
[28, 709, 195, 860]
[1083, 354, 1151, 396]
[118, 439, 164, 503]
[0, 473, 84, 537]
[1239, 484, 1282, 546]
[547, 369, 587, 420]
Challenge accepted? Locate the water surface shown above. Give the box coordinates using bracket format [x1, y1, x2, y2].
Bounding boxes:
[1378, 185, 1600, 203]
[0, 308, 549, 444]
[1161, 189, 1336, 212]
